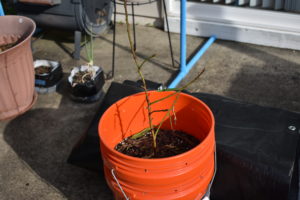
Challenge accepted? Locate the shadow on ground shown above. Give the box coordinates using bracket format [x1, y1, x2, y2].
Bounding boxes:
[3, 77, 113, 200]
[224, 42, 300, 112]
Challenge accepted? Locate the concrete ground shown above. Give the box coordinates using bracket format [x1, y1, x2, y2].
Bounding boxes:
[1, 24, 300, 200]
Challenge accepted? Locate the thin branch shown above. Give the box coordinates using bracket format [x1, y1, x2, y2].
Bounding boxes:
[180, 68, 205, 91]
[154, 93, 180, 137]
[169, 111, 173, 130]
[150, 91, 179, 106]
[139, 54, 156, 70]
[123, 1, 139, 67]
[123, 0, 205, 154]
[150, 68, 205, 105]
[131, 127, 151, 139]
[91, 32, 94, 66]
[123, 0, 156, 148]
[149, 109, 169, 114]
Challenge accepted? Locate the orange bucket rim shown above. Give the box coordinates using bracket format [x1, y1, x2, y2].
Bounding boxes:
[99, 91, 215, 162]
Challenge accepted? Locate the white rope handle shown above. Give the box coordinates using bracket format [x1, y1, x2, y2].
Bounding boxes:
[111, 169, 130, 200]
[197, 145, 217, 200]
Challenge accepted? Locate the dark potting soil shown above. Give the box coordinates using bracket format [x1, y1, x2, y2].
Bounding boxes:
[115, 130, 200, 158]
[73, 71, 93, 85]
[0, 42, 17, 53]
[35, 66, 53, 75]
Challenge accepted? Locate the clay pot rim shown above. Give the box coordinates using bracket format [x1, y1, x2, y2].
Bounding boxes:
[0, 15, 36, 55]
[99, 91, 215, 162]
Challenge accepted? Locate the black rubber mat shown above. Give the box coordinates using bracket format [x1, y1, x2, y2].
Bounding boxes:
[68, 81, 300, 200]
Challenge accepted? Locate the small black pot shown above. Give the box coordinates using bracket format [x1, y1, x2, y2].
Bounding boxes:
[34, 60, 63, 93]
[68, 66, 105, 103]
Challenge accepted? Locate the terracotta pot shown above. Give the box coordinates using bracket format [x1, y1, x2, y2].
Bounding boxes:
[99, 91, 215, 200]
[0, 16, 37, 120]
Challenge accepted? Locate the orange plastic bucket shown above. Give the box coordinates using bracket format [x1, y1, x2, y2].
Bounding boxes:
[99, 91, 215, 200]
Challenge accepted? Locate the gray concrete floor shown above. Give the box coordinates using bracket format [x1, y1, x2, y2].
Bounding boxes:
[1, 24, 300, 200]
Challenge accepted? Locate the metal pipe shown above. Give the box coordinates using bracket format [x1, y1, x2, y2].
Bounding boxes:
[162, 0, 175, 68]
[0, 1, 4, 16]
[111, 0, 117, 79]
[186, 35, 216, 70]
[132, 3, 137, 51]
[168, 0, 216, 89]
[180, 0, 187, 72]
[168, 36, 216, 89]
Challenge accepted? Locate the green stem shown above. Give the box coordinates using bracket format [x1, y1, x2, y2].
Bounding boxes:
[139, 54, 156, 70]
[154, 93, 180, 138]
[91, 32, 94, 66]
[150, 109, 169, 114]
[150, 68, 205, 105]
[150, 91, 180, 105]
[123, 0, 156, 149]
[123, 0, 205, 154]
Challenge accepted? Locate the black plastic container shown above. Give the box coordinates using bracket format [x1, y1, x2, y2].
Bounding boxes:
[68, 66, 105, 103]
[34, 60, 63, 93]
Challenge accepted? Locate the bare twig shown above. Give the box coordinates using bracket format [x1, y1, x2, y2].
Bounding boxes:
[149, 109, 169, 114]
[123, 0, 156, 149]
[122, 0, 205, 153]
[150, 68, 205, 105]
[139, 54, 156, 70]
